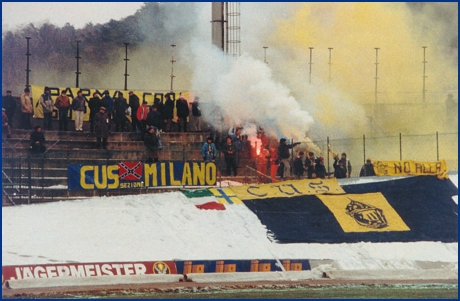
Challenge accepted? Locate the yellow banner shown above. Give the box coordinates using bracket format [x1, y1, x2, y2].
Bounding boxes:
[317, 193, 410, 233]
[373, 160, 448, 180]
[229, 178, 345, 201]
[30, 85, 192, 121]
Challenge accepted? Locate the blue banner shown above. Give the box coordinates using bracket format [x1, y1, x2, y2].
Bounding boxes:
[243, 176, 458, 243]
[68, 161, 217, 190]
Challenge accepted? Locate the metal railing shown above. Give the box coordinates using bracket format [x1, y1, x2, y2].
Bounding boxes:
[2, 131, 457, 205]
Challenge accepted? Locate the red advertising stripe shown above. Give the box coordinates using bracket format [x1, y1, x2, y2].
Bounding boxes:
[2, 261, 177, 284]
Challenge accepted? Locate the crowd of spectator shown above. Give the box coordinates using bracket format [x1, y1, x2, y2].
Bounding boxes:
[3, 88, 378, 179]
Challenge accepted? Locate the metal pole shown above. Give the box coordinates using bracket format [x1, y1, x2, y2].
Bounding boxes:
[363, 134, 366, 164]
[422, 46, 427, 102]
[75, 40, 81, 88]
[374, 47, 380, 104]
[436, 131, 439, 161]
[170, 44, 176, 91]
[124, 43, 130, 91]
[309, 47, 314, 84]
[327, 136, 330, 176]
[328, 47, 333, 83]
[399, 133, 402, 161]
[25, 37, 31, 88]
[263, 46, 268, 64]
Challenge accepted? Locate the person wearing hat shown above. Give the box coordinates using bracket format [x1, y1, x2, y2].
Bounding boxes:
[2, 89, 16, 129]
[128, 91, 140, 133]
[175, 93, 189, 132]
[201, 136, 217, 162]
[94, 106, 110, 149]
[359, 158, 376, 177]
[2, 108, 12, 138]
[315, 156, 327, 179]
[20, 87, 33, 129]
[55, 89, 70, 131]
[71, 90, 87, 131]
[39, 86, 54, 130]
[144, 126, 159, 163]
[293, 151, 307, 179]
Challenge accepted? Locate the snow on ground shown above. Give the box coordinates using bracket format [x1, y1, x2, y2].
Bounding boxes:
[2, 173, 458, 270]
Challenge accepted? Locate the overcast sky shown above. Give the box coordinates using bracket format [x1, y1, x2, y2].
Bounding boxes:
[2, 2, 145, 31]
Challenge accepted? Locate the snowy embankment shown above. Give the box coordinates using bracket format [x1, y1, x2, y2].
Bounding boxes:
[2, 173, 458, 271]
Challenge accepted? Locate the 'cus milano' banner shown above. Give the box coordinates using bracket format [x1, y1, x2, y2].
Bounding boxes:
[68, 161, 216, 190]
[30, 85, 193, 120]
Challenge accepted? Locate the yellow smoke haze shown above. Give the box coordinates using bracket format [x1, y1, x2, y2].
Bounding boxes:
[269, 2, 457, 135]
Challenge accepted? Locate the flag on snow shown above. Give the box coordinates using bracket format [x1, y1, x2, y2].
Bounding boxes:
[242, 176, 457, 244]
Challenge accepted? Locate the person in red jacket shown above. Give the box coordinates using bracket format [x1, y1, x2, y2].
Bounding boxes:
[136, 101, 149, 139]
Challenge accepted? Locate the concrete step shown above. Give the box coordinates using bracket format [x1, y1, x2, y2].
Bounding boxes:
[8, 129, 208, 143]
[2, 148, 205, 161]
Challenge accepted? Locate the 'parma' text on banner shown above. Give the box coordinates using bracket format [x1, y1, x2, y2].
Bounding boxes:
[229, 178, 345, 201]
[30, 85, 192, 120]
[67, 161, 216, 190]
[373, 160, 448, 179]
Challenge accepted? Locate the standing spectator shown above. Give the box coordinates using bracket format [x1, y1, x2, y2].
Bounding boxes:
[333, 155, 347, 179]
[222, 136, 237, 176]
[88, 92, 101, 133]
[136, 100, 149, 138]
[54, 89, 70, 131]
[153, 97, 165, 131]
[144, 126, 159, 163]
[293, 151, 306, 179]
[2, 108, 12, 138]
[94, 106, 110, 150]
[359, 158, 376, 177]
[114, 91, 129, 132]
[147, 106, 163, 130]
[164, 94, 174, 132]
[305, 151, 317, 179]
[202, 136, 217, 162]
[191, 96, 202, 131]
[176, 94, 189, 132]
[20, 87, 33, 129]
[340, 152, 352, 178]
[39, 86, 54, 130]
[129, 91, 140, 132]
[315, 157, 327, 179]
[3, 90, 16, 129]
[72, 90, 87, 131]
[30, 125, 46, 154]
[277, 138, 300, 179]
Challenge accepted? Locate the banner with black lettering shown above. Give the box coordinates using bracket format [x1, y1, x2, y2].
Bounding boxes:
[243, 176, 457, 243]
[30, 85, 192, 121]
[373, 160, 448, 179]
[68, 161, 217, 190]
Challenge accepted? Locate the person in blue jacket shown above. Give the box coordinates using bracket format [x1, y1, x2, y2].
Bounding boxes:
[202, 136, 217, 162]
